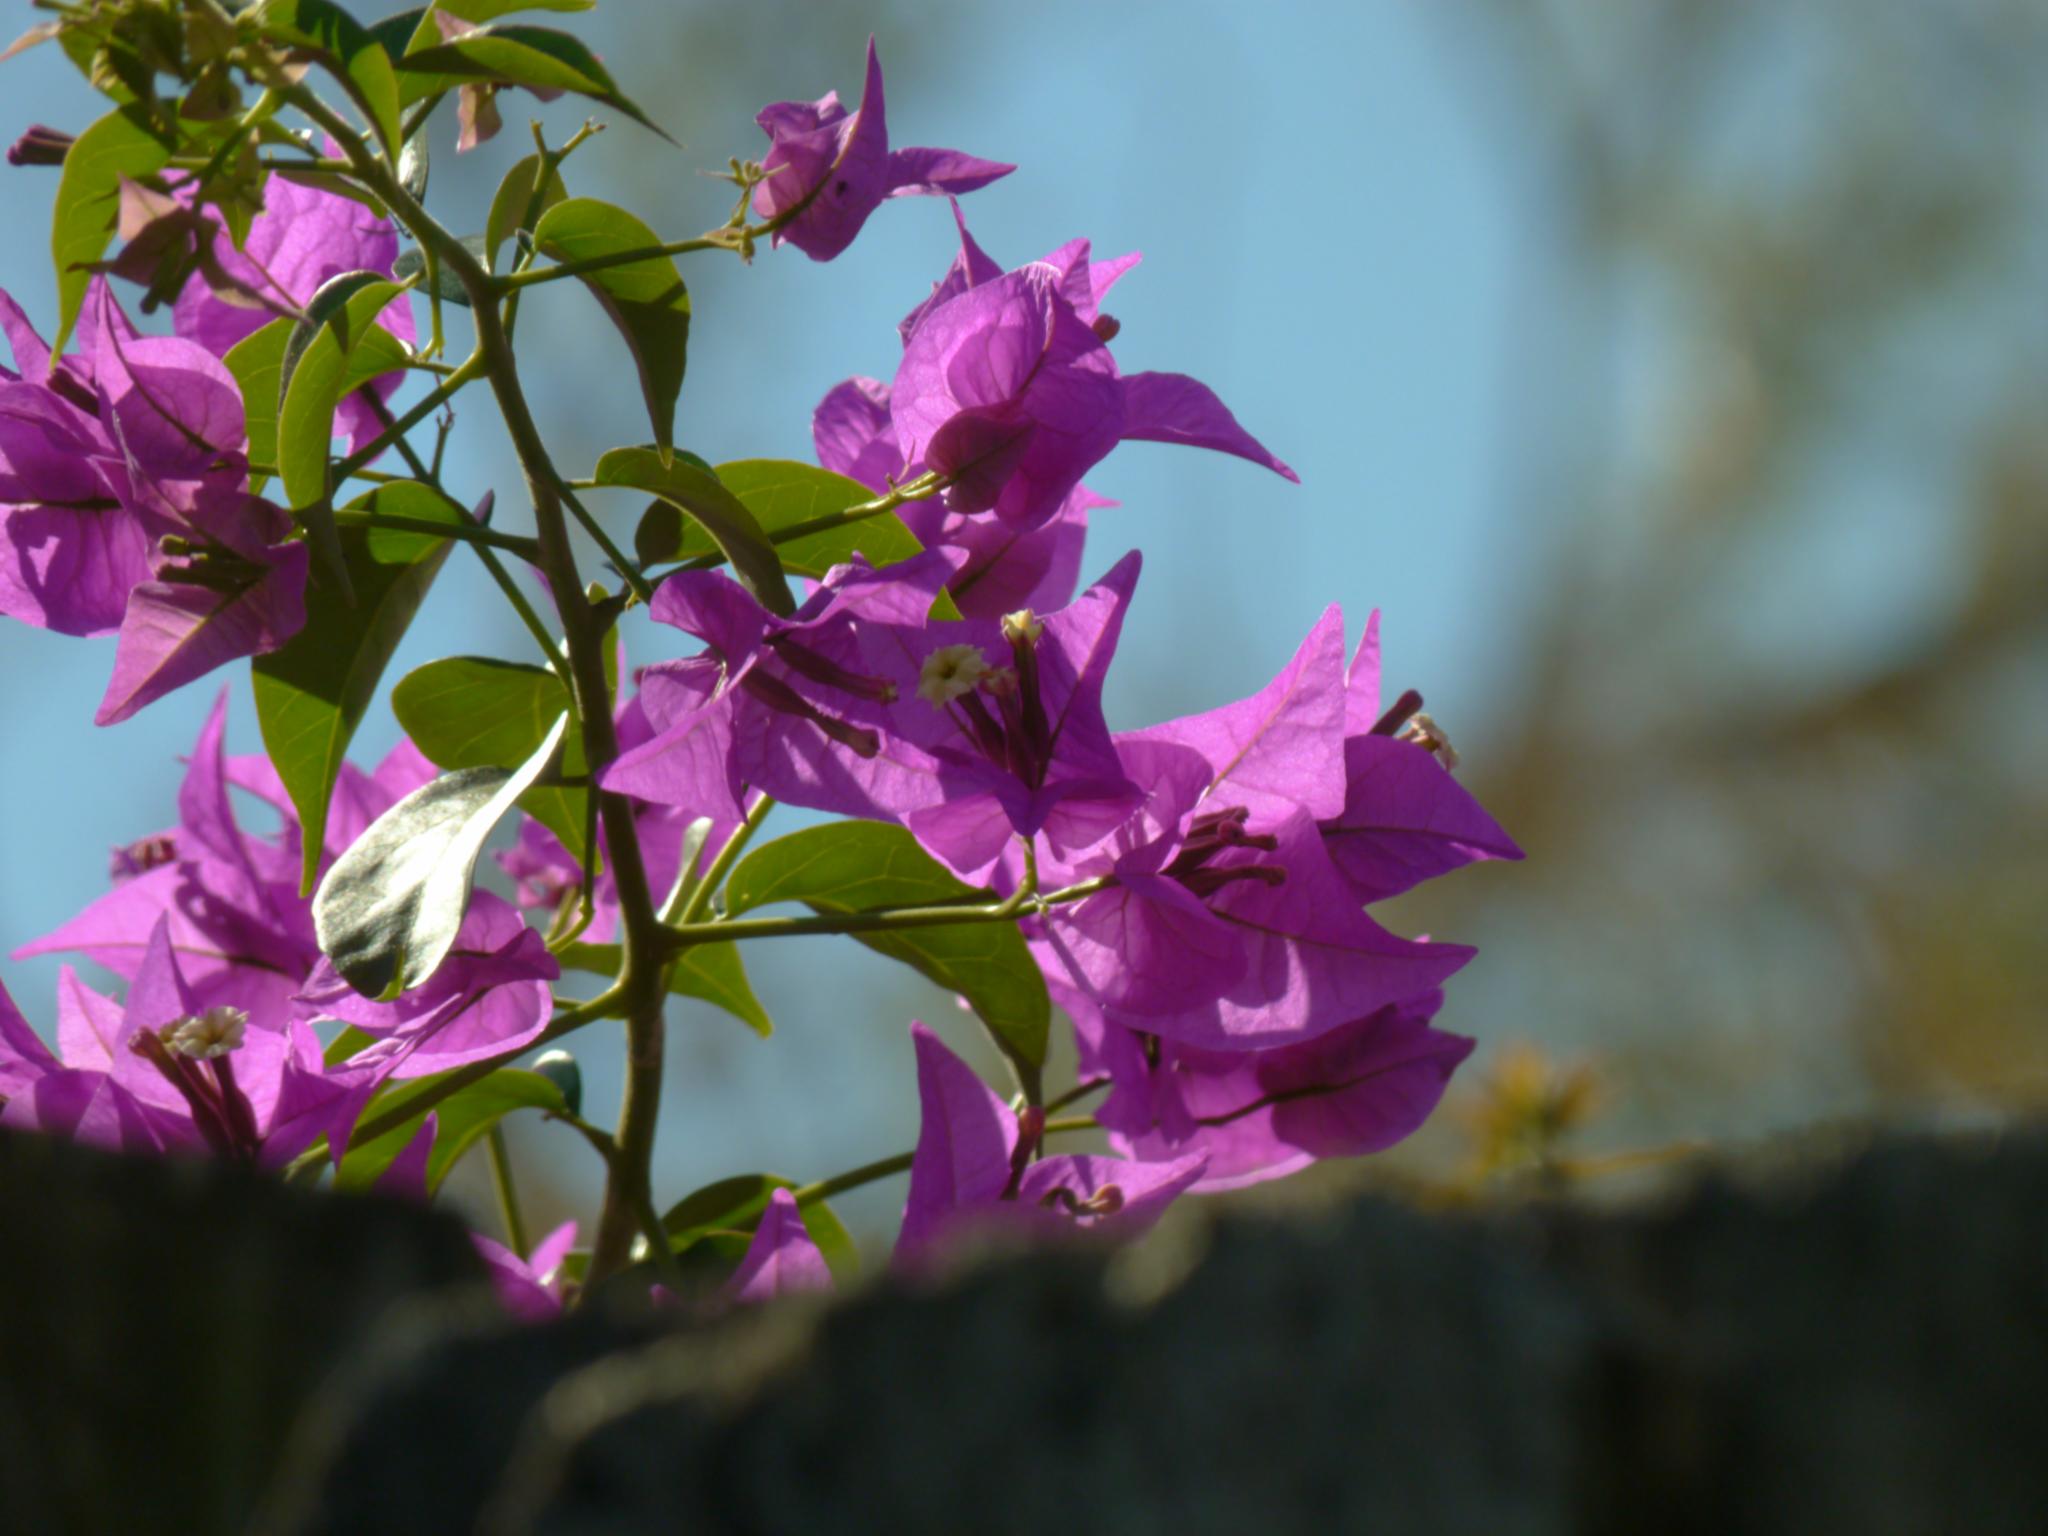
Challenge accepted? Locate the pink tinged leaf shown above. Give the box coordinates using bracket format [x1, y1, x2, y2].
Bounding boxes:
[54, 966, 126, 1072]
[94, 539, 309, 725]
[810, 375, 902, 491]
[1, 1070, 169, 1155]
[727, 1189, 834, 1303]
[125, 915, 200, 1034]
[474, 1229, 571, 1323]
[293, 892, 558, 1078]
[1344, 610, 1383, 736]
[936, 483, 1101, 620]
[899, 1022, 1020, 1258]
[1116, 1000, 1474, 1192]
[897, 201, 1006, 345]
[1118, 371, 1298, 482]
[0, 500, 154, 637]
[1138, 815, 1474, 1050]
[0, 976, 56, 1096]
[1323, 736, 1524, 904]
[1044, 872, 1249, 1018]
[1124, 604, 1349, 827]
[374, 1114, 438, 1201]
[91, 287, 246, 468]
[0, 287, 53, 379]
[1013, 1151, 1209, 1236]
[758, 38, 894, 261]
[924, 408, 1036, 513]
[884, 146, 1016, 199]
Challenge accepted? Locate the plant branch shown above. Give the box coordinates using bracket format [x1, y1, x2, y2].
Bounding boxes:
[787, 1116, 1100, 1208]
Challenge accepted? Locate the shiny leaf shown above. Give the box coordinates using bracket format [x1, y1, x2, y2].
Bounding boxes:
[593, 447, 793, 616]
[726, 822, 1050, 1075]
[314, 714, 567, 999]
[256, 480, 464, 894]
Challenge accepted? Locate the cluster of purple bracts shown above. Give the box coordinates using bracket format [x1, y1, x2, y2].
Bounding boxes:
[0, 40, 1520, 1311]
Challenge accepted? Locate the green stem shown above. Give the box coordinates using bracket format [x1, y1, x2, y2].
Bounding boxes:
[558, 481, 653, 607]
[486, 1125, 531, 1257]
[662, 876, 1108, 951]
[330, 509, 536, 558]
[788, 1116, 1100, 1207]
[331, 352, 485, 484]
[664, 794, 773, 927]
[497, 235, 727, 290]
[666, 473, 947, 579]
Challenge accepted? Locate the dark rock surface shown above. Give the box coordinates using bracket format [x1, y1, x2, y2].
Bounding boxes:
[3, 1125, 2044, 1534]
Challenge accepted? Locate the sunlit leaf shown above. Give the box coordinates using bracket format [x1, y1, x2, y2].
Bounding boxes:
[313, 714, 567, 999]
[726, 822, 1050, 1076]
[337, 1067, 566, 1191]
[255, 480, 465, 894]
[49, 103, 173, 351]
[593, 447, 793, 616]
[533, 200, 690, 459]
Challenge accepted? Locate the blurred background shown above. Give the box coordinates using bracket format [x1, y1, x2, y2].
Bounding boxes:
[1, 0, 2043, 1249]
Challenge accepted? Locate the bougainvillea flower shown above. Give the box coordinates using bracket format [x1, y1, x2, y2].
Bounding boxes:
[1019, 609, 1471, 1048]
[295, 891, 558, 1080]
[475, 1221, 579, 1322]
[727, 1189, 834, 1303]
[0, 284, 311, 718]
[752, 39, 1013, 263]
[812, 372, 1105, 619]
[1065, 980, 1474, 1191]
[0, 919, 350, 1167]
[1319, 611, 1524, 903]
[603, 551, 954, 813]
[842, 550, 1145, 872]
[889, 217, 1297, 529]
[897, 1023, 1205, 1262]
[15, 692, 433, 1026]
[170, 151, 414, 452]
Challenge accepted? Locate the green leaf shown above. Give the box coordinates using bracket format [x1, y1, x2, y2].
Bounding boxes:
[390, 654, 589, 857]
[392, 235, 487, 306]
[726, 822, 1051, 1079]
[276, 271, 411, 596]
[253, 0, 404, 156]
[592, 447, 794, 617]
[255, 480, 464, 894]
[223, 317, 294, 484]
[394, 24, 668, 138]
[693, 459, 926, 577]
[337, 1067, 566, 1191]
[313, 714, 567, 999]
[483, 152, 567, 272]
[533, 201, 690, 460]
[49, 103, 173, 351]
[661, 1173, 858, 1283]
[558, 941, 772, 1038]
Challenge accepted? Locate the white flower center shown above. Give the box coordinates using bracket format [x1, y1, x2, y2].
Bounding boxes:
[917, 644, 998, 706]
[161, 1005, 248, 1060]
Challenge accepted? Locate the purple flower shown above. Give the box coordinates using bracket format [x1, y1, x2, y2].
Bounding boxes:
[847, 550, 1146, 872]
[602, 551, 952, 815]
[295, 891, 558, 1080]
[475, 1221, 578, 1322]
[897, 1022, 1205, 1263]
[1066, 980, 1474, 1191]
[15, 692, 434, 1027]
[1320, 611, 1524, 903]
[813, 373, 1105, 619]
[887, 214, 1297, 530]
[752, 39, 1013, 262]
[1023, 609, 1472, 1048]
[726, 1188, 834, 1303]
[0, 918, 352, 1167]
[170, 147, 414, 453]
[0, 283, 310, 721]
